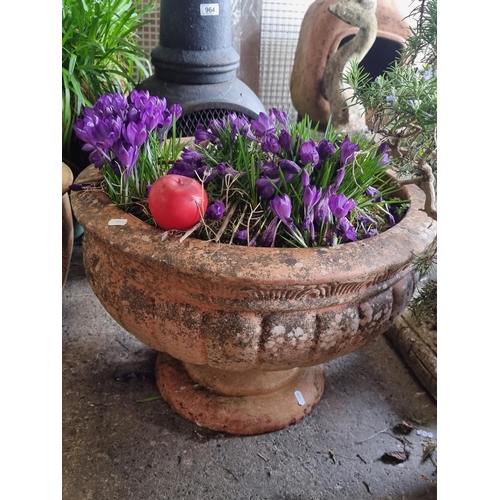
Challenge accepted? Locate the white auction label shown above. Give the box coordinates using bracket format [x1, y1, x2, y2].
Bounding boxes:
[200, 3, 219, 16]
[294, 390, 305, 406]
[108, 218, 128, 226]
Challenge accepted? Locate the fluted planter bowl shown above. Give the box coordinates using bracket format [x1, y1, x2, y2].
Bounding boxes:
[71, 166, 436, 435]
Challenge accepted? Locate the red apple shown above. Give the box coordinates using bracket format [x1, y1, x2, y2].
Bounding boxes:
[148, 174, 208, 231]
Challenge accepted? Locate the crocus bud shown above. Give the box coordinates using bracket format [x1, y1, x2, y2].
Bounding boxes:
[206, 200, 225, 220]
[299, 140, 319, 167]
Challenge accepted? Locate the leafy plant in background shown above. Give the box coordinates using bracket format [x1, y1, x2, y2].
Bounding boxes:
[62, 0, 155, 169]
[343, 0, 437, 324]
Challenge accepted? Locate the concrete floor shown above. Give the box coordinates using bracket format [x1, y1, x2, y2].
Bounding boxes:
[63, 237, 437, 500]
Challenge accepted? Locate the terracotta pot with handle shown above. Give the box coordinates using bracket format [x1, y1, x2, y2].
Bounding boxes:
[290, 0, 410, 126]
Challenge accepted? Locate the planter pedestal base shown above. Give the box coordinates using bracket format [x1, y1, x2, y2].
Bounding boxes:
[155, 353, 325, 435]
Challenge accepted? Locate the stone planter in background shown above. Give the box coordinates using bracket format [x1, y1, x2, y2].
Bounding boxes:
[62, 162, 74, 287]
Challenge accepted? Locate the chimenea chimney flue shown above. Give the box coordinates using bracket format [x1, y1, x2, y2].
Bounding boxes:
[137, 0, 266, 136]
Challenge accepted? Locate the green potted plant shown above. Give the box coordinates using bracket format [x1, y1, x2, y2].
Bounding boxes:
[62, 0, 155, 177]
[68, 87, 436, 435]
[341, 0, 437, 397]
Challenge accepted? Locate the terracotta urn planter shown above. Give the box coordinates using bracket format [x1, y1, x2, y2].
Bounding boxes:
[71, 166, 436, 435]
[62, 161, 74, 287]
[290, 0, 409, 127]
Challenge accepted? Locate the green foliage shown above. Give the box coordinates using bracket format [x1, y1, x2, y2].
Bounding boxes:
[408, 278, 437, 326]
[344, 0, 437, 178]
[344, 0, 437, 323]
[62, 0, 155, 159]
[404, 0, 437, 67]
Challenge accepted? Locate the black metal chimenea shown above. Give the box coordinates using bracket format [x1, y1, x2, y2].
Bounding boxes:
[137, 0, 266, 136]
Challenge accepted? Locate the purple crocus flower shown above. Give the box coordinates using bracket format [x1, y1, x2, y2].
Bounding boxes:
[335, 217, 357, 243]
[228, 114, 251, 140]
[206, 200, 225, 220]
[379, 204, 397, 227]
[376, 143, 390, 167]
[279, 129, 292, 154]
[366, 186, 383, 202]
[302, 186, 321, 245]
[181, 148, 206, 166]
[248, 232, 260, 247]
[129, 89, 150, 105]
[262, 133, 280, 153]
[98, 117, 122, 149]
[317, 139, 335, 160]
[325, 225, 336, 246]
[328, 193, 356, 219]
[122, 121, 148, 148]
[126, 105, 141, 123]
[261, 216, 280, 247]
[301, 169, 310, 187]
[75, 113, 121, 151]
[208, 118, 226, 140]
[270, 194, 293, 224]
[357, 214, 379, 239]
[106, 93, 128, 117]
[194, 124, 220, 146]
[260, 161, 280, 177]
[251, 112, 275, 137]
[301, 213, 316, 244]
[234, 230, 248, 241]
[364, 228, 379, 238]
[88, 149, 105, 169]
[216, 162, 239, 176]
[299, 140, 319, 168]
[334, 167, 345, 192]
[73, 114, 98, 145]
[339, 136, 359, 167]
[168, 161, 196, 178]
[256, 177, 278, 199]
[269, 194, 307, 247]
[303, 185, 322, 212]
[158, 113, 173, 136]
[113, 139, 139, 176]
[141, 103, 165, 131]
[269, 108, 288, 128]
[357, 214, 375, 225]
[169, 103, 182, 119]
[278, 159, 301, 182]
[92, 93, 126, 119]
[314, 196, 332, 226]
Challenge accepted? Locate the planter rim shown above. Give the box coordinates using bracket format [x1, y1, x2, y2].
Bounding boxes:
[71, 166, 436, 286]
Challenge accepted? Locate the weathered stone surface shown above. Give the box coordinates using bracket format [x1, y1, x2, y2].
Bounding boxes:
[386, 310, 437, 400]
